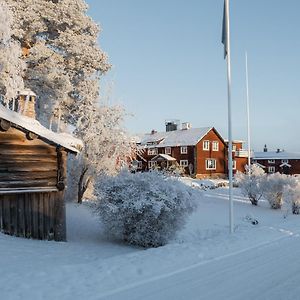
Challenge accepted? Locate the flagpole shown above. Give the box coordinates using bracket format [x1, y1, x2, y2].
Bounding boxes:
[224, 0, 234, 234]
[245, 52, 251, 175]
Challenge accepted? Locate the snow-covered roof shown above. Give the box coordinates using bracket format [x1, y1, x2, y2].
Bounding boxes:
[151, 154, 176, 161]
[253, 151, 300, 160]
[18, 89, 36, 97]
[140, 127, 213, 147]
[0, 106, 83, 153]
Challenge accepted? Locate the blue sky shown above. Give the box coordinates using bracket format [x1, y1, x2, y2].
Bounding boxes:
[86, 0, 300, 152]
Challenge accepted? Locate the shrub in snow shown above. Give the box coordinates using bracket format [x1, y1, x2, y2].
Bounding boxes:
[94, 171, 198, 248]
[262, 173, 296, 209]
[235, 164, 266, 206]
[283, 178, 300, 214]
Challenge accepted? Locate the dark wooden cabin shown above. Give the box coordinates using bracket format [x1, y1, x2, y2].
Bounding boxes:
[0, 89, 82, 241]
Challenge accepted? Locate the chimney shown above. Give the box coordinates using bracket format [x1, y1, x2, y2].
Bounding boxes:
[17, 89, 36, 118]
[165, 120, 179, 132]
[182, 122, 191, 130]
[263, 144, 268, 152]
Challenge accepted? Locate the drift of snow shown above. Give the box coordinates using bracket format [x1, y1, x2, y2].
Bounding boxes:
[1, 180, 300, 299]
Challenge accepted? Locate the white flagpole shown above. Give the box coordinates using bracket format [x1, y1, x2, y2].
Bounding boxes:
[245, 52, 251, 175]
[225, 0, 234, 234]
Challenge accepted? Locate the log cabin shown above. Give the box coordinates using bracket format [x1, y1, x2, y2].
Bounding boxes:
[0, 89, 82, 241]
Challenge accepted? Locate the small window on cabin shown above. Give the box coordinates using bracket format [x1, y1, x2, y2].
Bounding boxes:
[268, 160, 275, 164]
[203, 141, 210, 151]
[281, 159, 289, 164]
[148, 148, 158, 156]
[232, 160, 236, 170]
[180, 146, 188, 154]
[232, 145, 237, 151]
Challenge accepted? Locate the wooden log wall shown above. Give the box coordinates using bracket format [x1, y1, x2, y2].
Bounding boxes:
[0, 191, 66, 241]
[0, 127, 58, 190]
[0, 125, 67, 241]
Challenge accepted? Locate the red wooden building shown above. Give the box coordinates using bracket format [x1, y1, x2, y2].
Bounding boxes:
[252, 146, 300, 175]
[136, 121, 248, 178]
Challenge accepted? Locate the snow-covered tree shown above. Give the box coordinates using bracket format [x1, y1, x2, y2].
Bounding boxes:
[94, 171, 198, 248]
[235, 164, 266, 206]
[0, 0, 24, 102]
[66, 102, 135, 203]
[283, 178, 300, 214]
[262, 173, 296, 209]
[5, 0, 110, 125]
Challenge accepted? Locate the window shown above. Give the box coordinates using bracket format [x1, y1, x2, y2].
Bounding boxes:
[232, 145, 237, 151]
[206, 159, 216, 170]
[252, 159, 257, 163]
[268, 159, 275, 164]
[268, 166, 275, 173]
[148, 148, 158, 155]
[180, 146, 188, 154]
[137, 161, 142, 169]
[148, 161, 157, 169]
[165, 147, 171, 155]
[282, 159, 289, 163]
[180, 160, 189, 167]
[232, 160, 236, 170]
[212, 141, 219, 151]
[203, 140, 210, 151]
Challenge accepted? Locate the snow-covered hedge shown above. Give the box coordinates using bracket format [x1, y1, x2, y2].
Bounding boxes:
[94, 171, 198, 248]
[235, 165, 266, 206]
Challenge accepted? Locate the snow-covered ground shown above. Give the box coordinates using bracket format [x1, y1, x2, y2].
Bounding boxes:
[0, 181, 300, 300]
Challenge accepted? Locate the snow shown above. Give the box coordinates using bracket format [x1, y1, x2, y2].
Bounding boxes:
[254, 151, 300, 160]
[1, 181, 300, 299]
[140, 127, 212, 147]
[0, 105, 83, 153]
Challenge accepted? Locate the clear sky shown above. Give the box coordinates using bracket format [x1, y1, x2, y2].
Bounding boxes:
[86, 0, 300, 152]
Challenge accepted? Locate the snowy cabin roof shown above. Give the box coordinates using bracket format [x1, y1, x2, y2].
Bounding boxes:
[151, 154, 177, 161]
[0, 106, 83, 153]
[253, 151, 300, 160]
[139, 127, 214, 148]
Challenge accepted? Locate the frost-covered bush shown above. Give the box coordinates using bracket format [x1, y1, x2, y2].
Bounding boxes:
[283, 178, 300, 214]
[262, 173, 296, 209]
[94, 171, 198, 248]
[235, 165, 266, 206]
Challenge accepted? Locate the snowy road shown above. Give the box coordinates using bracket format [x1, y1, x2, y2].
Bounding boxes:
[100, 234, 300, 300]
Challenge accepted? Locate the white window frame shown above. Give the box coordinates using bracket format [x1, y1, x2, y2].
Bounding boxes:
[180, 160, 189, 167]
[148, 161, 157, 169]
[137, 161, 142, 169]
[180, 146, 188, 154]
[205, 159, 216, 170]
[268, 159, 275, 164]
[203, 140, 210, 151]
[212, 141, 219, 151]
[232, 145, 237, 151]
[147, 148, 158, 156]
[268, 166, 275, 173]
[232, 160, 236, 170]
[281, 159, 289, 163]
[165, 147, 171, 155]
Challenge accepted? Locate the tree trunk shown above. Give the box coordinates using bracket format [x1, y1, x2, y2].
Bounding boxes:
[77, 166, 90, 204]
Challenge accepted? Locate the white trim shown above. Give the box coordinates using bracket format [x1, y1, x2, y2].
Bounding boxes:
[165, 147, 171, 155]
[232, 159, 236, 170]
[281, 159, 289, 164]
[0, 187, 58, 194]
[180, 146, 188, 154]
[203, 140, 210, 151]
[268, 166, 275, 173]
[180, 160, 189, 167]
[148, 161, 157, 169]
[205, 159, 216, 170]
[268, 159, 275, 164]
[147, 148, 158, 156]
[212, 141, 219, 151]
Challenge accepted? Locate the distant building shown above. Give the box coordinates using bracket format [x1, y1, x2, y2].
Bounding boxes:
[135, 121, 248, 178]
[252, 146, 300, 175]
